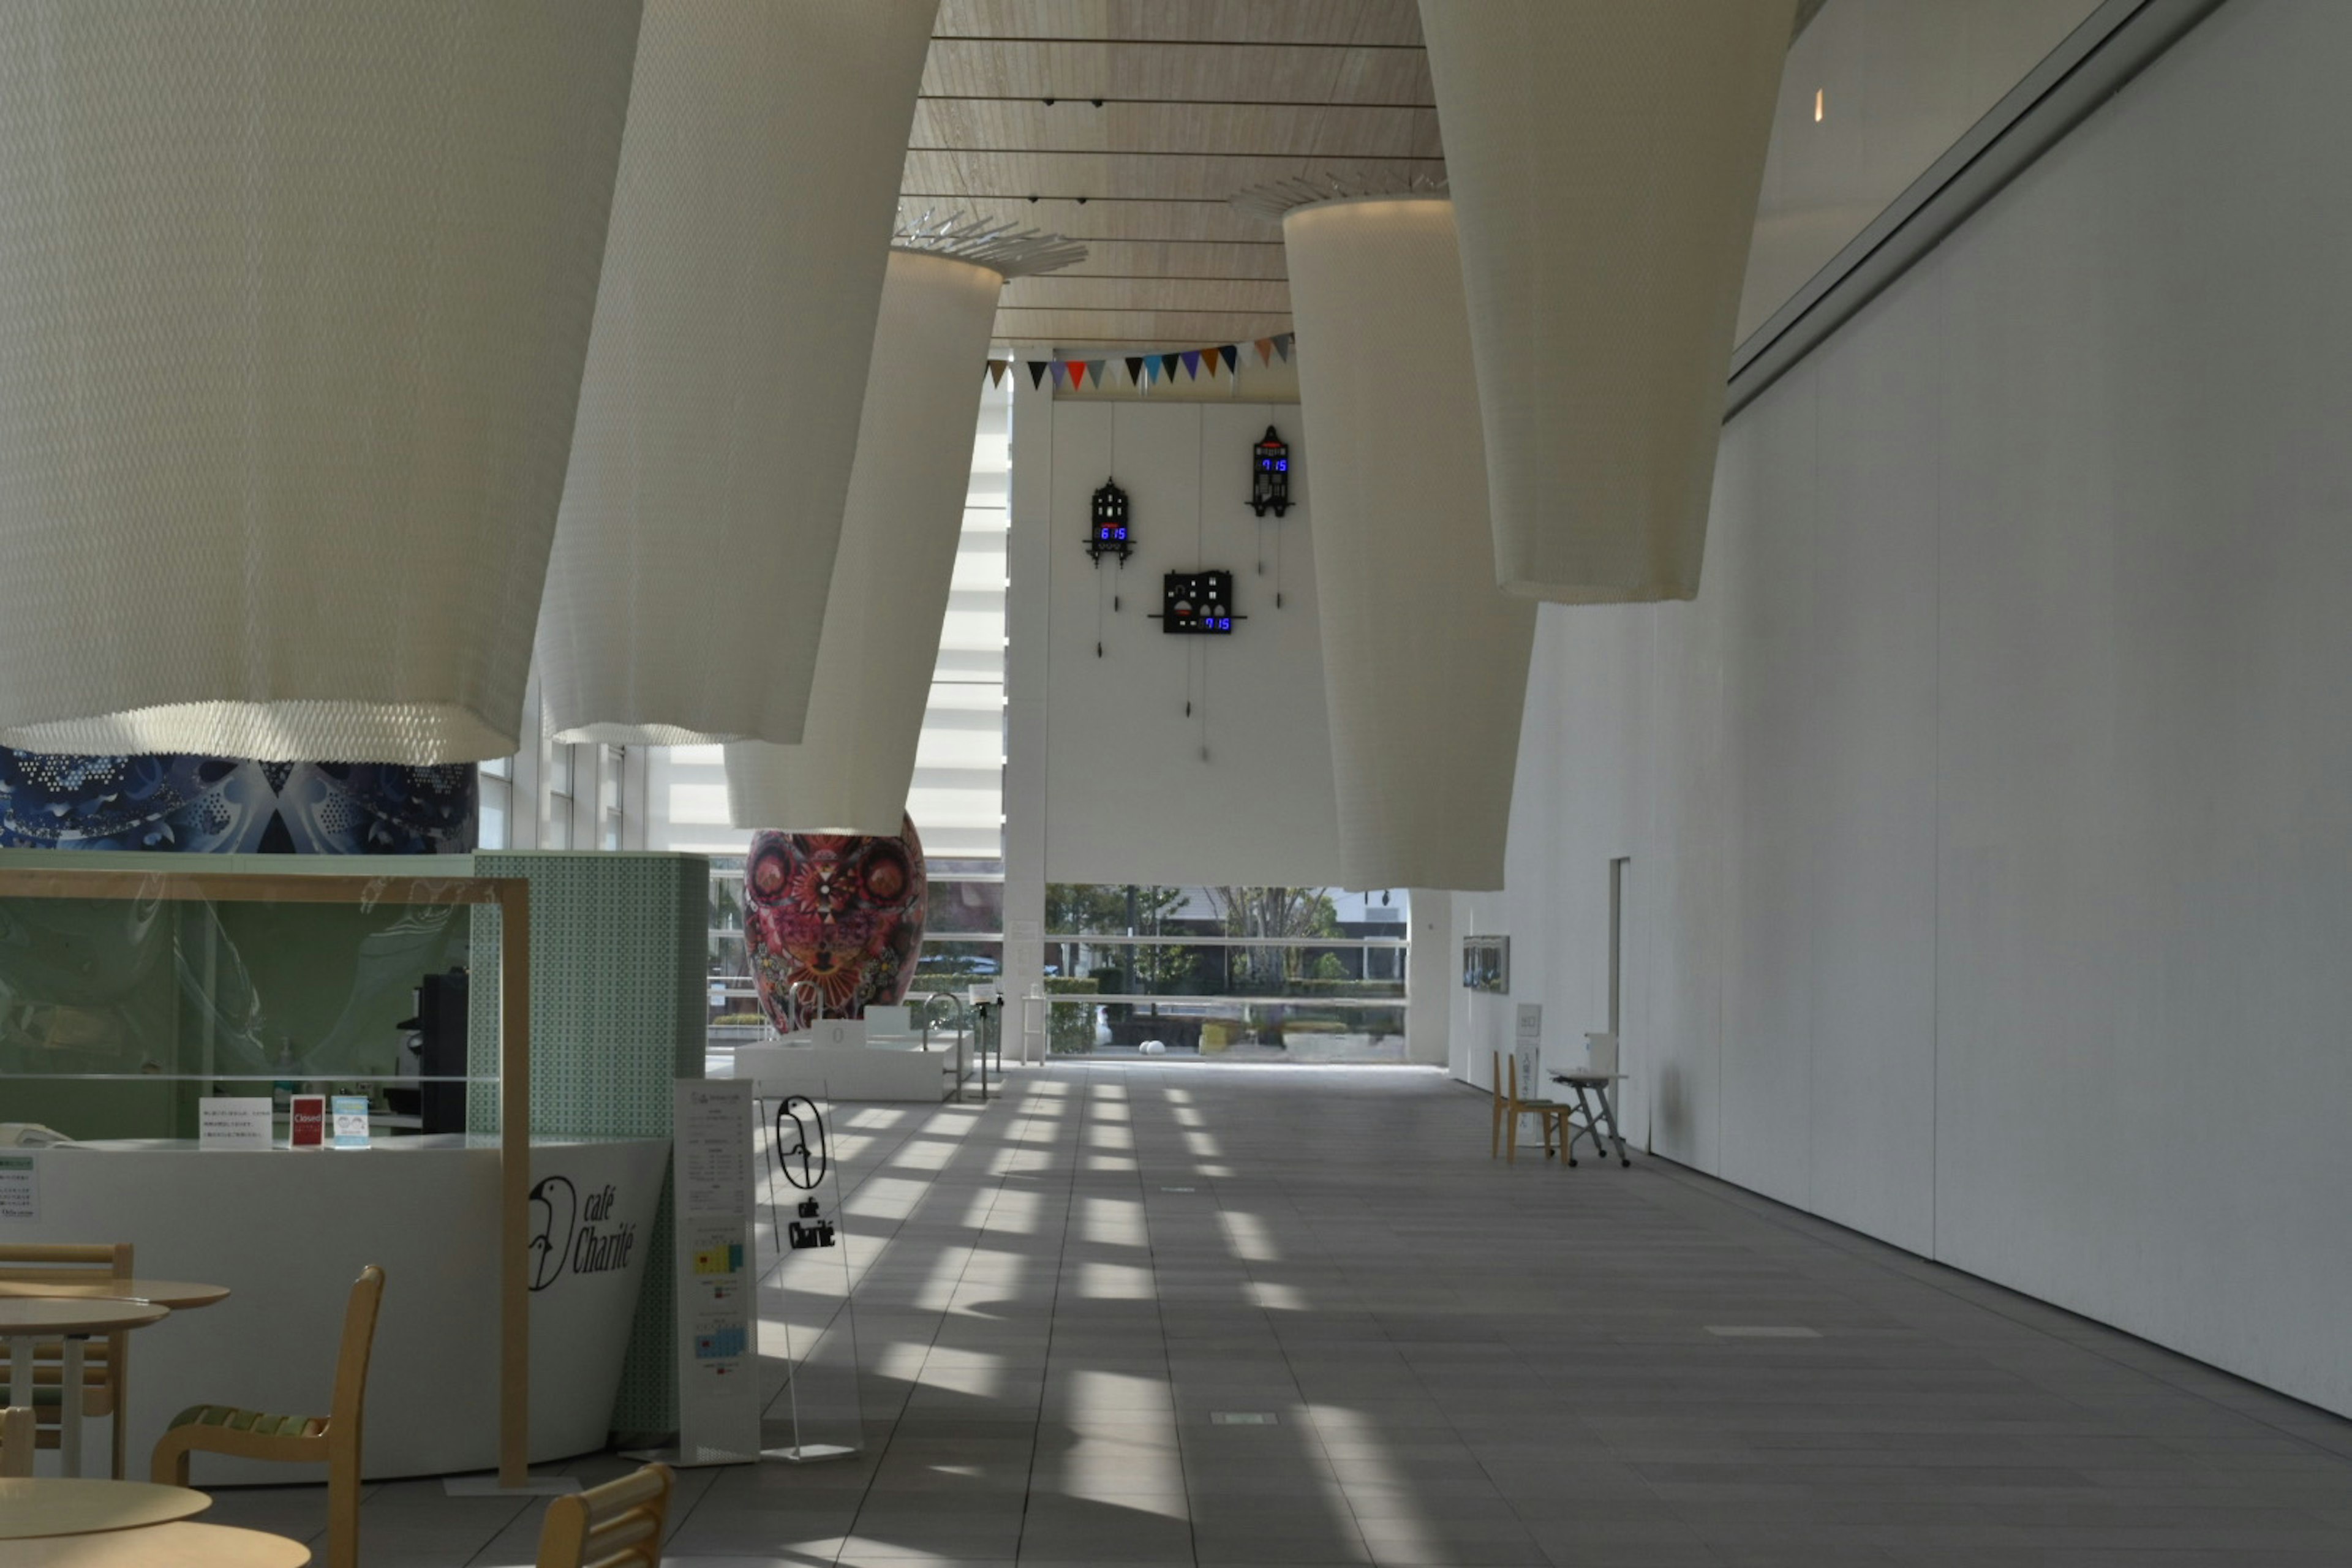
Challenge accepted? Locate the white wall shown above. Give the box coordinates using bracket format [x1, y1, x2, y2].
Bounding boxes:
[1042, 398, 1344, 887]
[1460, 0, 2352, 1417]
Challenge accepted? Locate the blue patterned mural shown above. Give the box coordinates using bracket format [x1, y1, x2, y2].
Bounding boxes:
[0, 752, 477, 854]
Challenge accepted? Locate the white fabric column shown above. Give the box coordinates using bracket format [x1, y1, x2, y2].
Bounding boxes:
[725, 250, 1006, 834]
[1419, 0, 1793, 603]
[1281, 197, 1534, 891]
[0, 2, 642, 763]
[538, 0, 938, 747]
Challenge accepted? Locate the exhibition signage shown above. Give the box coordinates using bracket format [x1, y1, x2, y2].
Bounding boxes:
[666, 1079, 761, 1465]
[0, 1155, 34, 1220]
[197, 1097, 272, 1151]
[332, 1096, 372, 1150]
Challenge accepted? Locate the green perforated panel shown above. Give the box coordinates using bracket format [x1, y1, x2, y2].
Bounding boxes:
[466, 851, 706, 1434]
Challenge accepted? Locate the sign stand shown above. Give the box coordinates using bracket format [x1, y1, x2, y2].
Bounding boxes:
[758, 1087, 863, 1464]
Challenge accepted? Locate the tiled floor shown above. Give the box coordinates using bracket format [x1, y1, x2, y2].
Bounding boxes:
[203, 1062, 2352, 1566]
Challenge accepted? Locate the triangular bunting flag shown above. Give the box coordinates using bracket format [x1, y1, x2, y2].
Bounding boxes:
[1050, 360, 1067, 387]
[1161, 353, 1181, 382]
[1145, 356, 1163, 385]
[1274, 334, 1294, 362]
[1202, 349, 1221, 379]
[1181, 350, 1201, 379]
[1219, 344, 1239, 374]
[988, 360, 1008, 387]
[1068, 360, 1087, 390]
[1027, 360, 1049, 389]
[1086, 360, 1106, 388]
[1254, 338, 1274, 366]
[1125, 356, 1145, 386]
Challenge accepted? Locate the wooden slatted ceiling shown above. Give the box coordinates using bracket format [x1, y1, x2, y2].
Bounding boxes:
[909, 1, 1436, 350]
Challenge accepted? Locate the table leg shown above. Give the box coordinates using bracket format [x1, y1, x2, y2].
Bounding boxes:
[110, 1330, 127, 1479]
[59, 1336, 83, 1477]
[1568, 1085, 1597, 1167]
[1599, 1086, 1629, 1166]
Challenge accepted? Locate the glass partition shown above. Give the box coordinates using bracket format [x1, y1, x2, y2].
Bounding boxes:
[1044, 883, 1409, 1062]
[0, 865, 510, 1144]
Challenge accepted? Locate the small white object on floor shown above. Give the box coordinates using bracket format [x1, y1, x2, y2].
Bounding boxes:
[1139, 1039, 1166, 1054]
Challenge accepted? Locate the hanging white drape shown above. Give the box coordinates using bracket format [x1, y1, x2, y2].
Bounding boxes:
[725, 249, 1006, 835]
[1282, 197, 1534, 892]
[0, 2, 643, 763]
[538, 0, 938, 747]
[1419, 0, 1793, 603]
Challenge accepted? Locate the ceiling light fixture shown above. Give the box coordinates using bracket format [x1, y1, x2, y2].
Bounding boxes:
[538, 0, 937, 749]
[1419, 0, 1795, 603]
[0, 4, 639, 764]
[726, 216, 1082, 835]
[1237, 177, 1532, 890]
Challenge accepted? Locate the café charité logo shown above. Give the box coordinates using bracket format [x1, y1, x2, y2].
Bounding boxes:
[527, 1174, 638, 1291]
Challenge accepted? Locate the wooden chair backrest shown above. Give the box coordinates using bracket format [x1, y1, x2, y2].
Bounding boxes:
[0, 1243, 130, 1284]
[537, 1463, 674, 1568]
[330, 1267, 386, 1441]
[0, 1405, 31, 1477]
[1494, 1050, 1529, 1110]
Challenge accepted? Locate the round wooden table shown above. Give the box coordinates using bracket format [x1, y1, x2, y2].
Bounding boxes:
[0, 1521, 308, 1566]
[0, 1280, 232, 1311]
[0, 1301, 170, 1479]
[0, 1477, 208, 1540]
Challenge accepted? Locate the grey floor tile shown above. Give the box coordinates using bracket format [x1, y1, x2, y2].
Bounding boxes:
[157, 1066, 2352, 1568]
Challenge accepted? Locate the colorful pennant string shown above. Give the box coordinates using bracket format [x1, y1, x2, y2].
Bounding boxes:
[1003, 334, 1295, 393]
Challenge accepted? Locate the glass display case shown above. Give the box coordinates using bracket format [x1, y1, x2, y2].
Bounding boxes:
[0, 862, 496, 1143]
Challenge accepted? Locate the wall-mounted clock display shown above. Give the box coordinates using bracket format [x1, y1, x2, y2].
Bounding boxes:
[1159, 570, 1240, 634]
[1087, 477, 1132, 564]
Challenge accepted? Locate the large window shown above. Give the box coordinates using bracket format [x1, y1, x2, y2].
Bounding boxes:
[472, 676, 628, 854]
[1044, 884, 1408, 1061]
[701, 856, 1003, 1040]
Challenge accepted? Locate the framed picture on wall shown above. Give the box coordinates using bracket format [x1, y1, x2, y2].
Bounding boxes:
[1461, 935, 1509, 993]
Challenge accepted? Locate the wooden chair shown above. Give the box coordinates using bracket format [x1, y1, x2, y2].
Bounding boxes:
[536, 1462, 675, 1568]
[153, 1265, 385, 1568]
[0, 1242, 133, 1477]
[0, 1404, 32, 1478]
[1490, 1051, 1569, 1165]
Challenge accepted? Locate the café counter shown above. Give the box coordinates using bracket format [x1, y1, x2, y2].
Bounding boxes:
[0, 1133, 668, 1482]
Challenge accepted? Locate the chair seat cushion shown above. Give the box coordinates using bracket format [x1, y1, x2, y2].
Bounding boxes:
[167, 1404, 326, 1441]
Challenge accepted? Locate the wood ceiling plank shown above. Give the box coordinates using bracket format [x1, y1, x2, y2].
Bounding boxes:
[998, 275, 1292, 313]
[903, 149, 1439, 203]
[992, 308, 1295, 347]
[921, 2, 1428, 351]
[934, 1, 1422, 48]
[921, 40, 1432, 105]
[899, 195, 1286, 246]
[1049, 241, 1291, 281]
[912, 100, 1441, 159]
